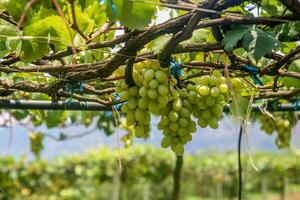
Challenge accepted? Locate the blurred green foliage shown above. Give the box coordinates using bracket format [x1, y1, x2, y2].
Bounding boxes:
[0, 145, 300, 199]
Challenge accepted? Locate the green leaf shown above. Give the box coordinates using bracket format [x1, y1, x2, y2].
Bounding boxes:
[0, 20, 20, 58]
[12, 110, 27, 120]
[20, 15, 73, 63]
[222, 25, 250, 52]
[243, 28, 280, 61]
[45, 110, 67, 128]
[281, 60, 300, 89]
[0, 0, 27, 20]
[148, 34, 172, 54]
[114, 0, 158, 29]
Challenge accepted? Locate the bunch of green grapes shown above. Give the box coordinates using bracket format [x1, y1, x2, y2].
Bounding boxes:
[118, 82, 151, 139]
[138, 62, 170, 114]
[259, 113, 296, 148]
[259, 114, 275, 135]
[158, 88, 196, 155]
[191, 71, 229, 129]
[29, 132, 44, 158]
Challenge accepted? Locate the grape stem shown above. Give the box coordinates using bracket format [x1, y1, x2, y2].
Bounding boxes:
[172, 155, 183, 200]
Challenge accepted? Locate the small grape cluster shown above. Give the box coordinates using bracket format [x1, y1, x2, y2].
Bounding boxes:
[138, 66, 170, 114]
[117, 61, 170, 139]
[158, 88, 196, 155]
[29, 132, 44, 157]
[118, 83, 151, 138]
[260, 113, 295, 148]
[189, 71, 228, 129]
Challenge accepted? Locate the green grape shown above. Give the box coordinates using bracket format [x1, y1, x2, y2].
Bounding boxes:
[144, 69, 155, 81]
[219, 84, 228, 94]
[134, 108, 145, 122]
[169, 122, 179, 132]
[188, 91, 197, 104]
[148, 89, 158, 99]
[139, 87, 148, 97]
[182, 99, 193, 110]
[217, 94, 225, 103]
[198, 85, 210, 96]
[209, 76, 218, 86]
[129, 86, 139, 96]
[179, 89, 188, 98]
[174, 143, 184, 155]
[187, 84, 195, 91]
[148, 100, 158, 113]
[197, 101, 207, 110]
[197, 118, 208, 128]
[138, 97, 149, 110]
[157, 96, 169, 107]
[143, 112, 151, 125]
[149, 79, 159, 89]
[120, 91, 130, 100]
[120, 81, 128, 89]
[231, 78, 242, 88]
[178, 118, 189, 127]
[157, 122, 164, 130]
[161, 116, 169, 125]
[178, 127, 188, 136]
[212, 70, 222, 78]
[135, 125, 145, 138]
[180, 108, 190, 118]
[187, 121, 197, 132]
[155, 70, 168, 83]
[161, 136, 172, 148]
[208, 117, 218, 129]
[212, 104, 223, 118]
[127, 97, 137, 110]
[205, 96, 216, 107]
[173, 98, 182, 111]
[157, 85, 168, 95]
[121, 104, 129, 113]
[169, 111, 179, 122]
[199, 76, 210, 85]
[210, 87, 220, 97]
[202, 109, 212, 120]
[126, 111, 135, 126]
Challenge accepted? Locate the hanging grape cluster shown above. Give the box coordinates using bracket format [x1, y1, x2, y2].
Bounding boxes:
[117, 61, 230, 155]
[259, 112, 296, 148]
[29, 132, 44, 158]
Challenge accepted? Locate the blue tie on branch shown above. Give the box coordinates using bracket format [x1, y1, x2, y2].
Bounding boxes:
[292, 99, 299, 111]
[65, 81, 85, 106]
[241, 65, 264, 86]
[113, 93, 122, 110]
[99, 0, 118, 17]
[170, 58, 183, 77]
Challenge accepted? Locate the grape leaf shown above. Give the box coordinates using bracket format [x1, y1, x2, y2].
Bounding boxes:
[222, 25, 250, 52]
[0, 20, 20, 58]
[243, 28, 280, 61]
[113, 0, 158, 29]
[281, 60, 300, 89]
[20, 15, 73, 63]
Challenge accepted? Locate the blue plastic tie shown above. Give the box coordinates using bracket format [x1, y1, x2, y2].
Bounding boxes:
[170, 58, 183, 77]
[79, 81, 84, 94]
[241, 65, 264, 86]
[113, 93, 122, 110]
[292, 99, 299, 111]
[67, 85, 74, 107]
[99, 0, 118, 17]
